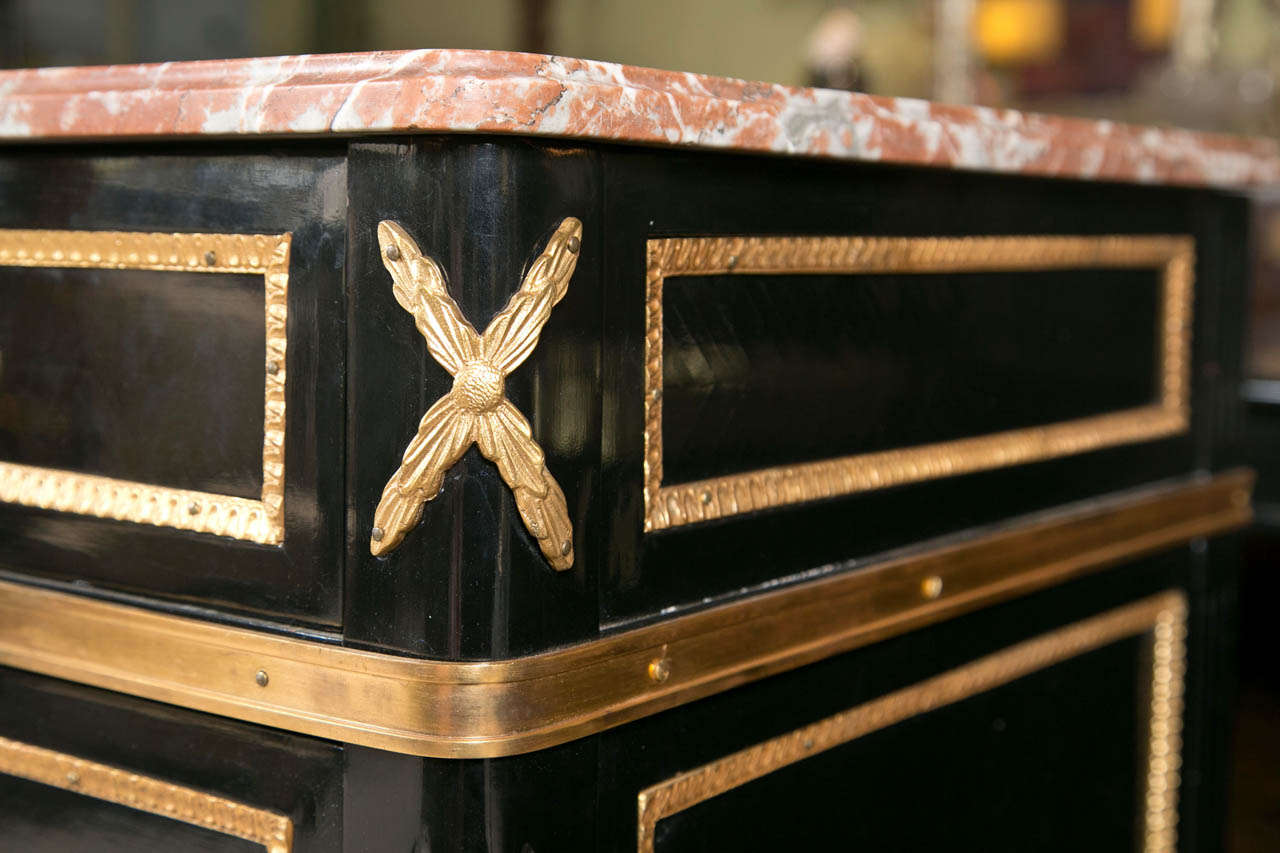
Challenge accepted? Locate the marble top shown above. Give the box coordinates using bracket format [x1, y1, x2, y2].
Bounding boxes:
[1, 49, 1276, 189]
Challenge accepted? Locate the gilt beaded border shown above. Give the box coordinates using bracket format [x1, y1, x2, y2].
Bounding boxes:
[0, 734, 293, 852]
[0, 229, 290, 545]
[643, 234, 1194, 532]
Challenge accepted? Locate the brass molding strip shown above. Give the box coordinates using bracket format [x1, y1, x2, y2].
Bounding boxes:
[644, 234, 1194, 532]
[0, 735, 293, 852]
[636, 591, 1187, 853]
[0, 470, 1249, 759]
[0, 229, 290, 545]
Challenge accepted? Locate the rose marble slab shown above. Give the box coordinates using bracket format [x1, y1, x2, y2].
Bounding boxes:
[0, 48, 1277, 188]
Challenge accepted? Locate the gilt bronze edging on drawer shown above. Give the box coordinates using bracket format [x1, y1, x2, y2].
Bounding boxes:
[643, 234, 1194, 532]
[0, 734, 294, 852]
[0, 228, 291, 545]
[0, 470, 1249, 759]
[636, 591, 1187, 853]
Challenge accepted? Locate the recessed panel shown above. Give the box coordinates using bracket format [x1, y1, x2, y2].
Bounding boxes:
[654, 642, 1142, 851]
[0, 266, 265, 497]
[0, 228, 289, 545]
[662, 267, 1161, 484]
[639, 593, 1185, 853]
[643, 235, 1193, 532]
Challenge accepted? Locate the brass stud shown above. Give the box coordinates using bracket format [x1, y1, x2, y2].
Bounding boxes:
[560, 539, 572, 557]
[700, 490, 713, 505]
[255, 670, 269, 687]
[727, 254, 739, 270]
[371, 526, 385, 542]
[921, 575, 944, 599]
[203, 251, 216, 266]
[187, 502, 201, 516]
[650, 388, 662, 401]
[65, 771, 81, 786]
[266, 360, 280, 375]
[384, 245, 401, 262]
[647, 657, 671, 683]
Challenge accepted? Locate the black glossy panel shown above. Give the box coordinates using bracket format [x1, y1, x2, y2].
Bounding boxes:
[596, 551, 1206, 853]
[602, 144, 1247, 630]
[0, 666, 343, 852]
[0, 267, 264, 497]
[663, 268, 1160, 483]
[656, 640, 1142, 852]
[0, 775, 259, 853]
[0, 144, 346, 626]
[329, 544, 1235, 853]
[1242, 400, 1280, 506]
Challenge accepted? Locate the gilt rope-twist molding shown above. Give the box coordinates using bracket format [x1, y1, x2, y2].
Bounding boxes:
[370, 219, 581, 569]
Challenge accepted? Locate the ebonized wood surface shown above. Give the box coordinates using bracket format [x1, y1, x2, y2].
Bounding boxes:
[0, 120, 1254, 852]
[343, 138, 603, 659]
[328, 544, 1238, 852]
[0, 143, 347, 627]
[336, 137, 1249, 660]
[0, 137, 1251, 661]
[0, 666, 344, 852]
[662, 267, 1161, 482]
[0, 268, 265, 497]
[600, 144, 1247, 635]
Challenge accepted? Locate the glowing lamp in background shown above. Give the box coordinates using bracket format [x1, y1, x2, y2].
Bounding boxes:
[1132, 0, 1178, 50]
[974, 0, 1065, 65]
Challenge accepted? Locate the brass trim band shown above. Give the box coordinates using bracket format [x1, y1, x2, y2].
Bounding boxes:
[636, 592, 1187, 853]
[0, 471, 1249, 759]
[643, 234, 1194, 532]
[0, 229, 290, 545]
[0, 735, 293, 852]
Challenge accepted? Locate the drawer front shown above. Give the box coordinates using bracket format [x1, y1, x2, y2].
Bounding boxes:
[0, 145, 346, 625]
[601, 145, 1247, 629]
[644, 233, 1191, 532]
[337, 137, 1247, 660]
[597, 550, 1220, 853]
[0, 667, 342, 852]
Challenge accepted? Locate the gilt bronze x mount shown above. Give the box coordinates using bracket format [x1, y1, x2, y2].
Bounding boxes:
[370, 218, 582, 570]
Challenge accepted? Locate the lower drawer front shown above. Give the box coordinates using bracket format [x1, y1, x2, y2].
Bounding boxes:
[0, 667, 342, 853]
[646, 621, 1164, 852]
[602, 549, 1210, 853]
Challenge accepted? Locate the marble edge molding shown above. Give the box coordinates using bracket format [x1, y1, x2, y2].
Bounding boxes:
[0, 49, 1276, 189]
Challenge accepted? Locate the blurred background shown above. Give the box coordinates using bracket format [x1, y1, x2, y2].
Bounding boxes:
[1, 1, 1278, 849]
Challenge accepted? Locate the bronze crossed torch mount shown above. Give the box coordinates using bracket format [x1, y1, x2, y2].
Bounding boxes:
[370, 218, 582, 570]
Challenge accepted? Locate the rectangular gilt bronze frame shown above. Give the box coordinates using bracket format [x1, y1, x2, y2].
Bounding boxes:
[0, 229, 290, 545]
[643, 234, 1195, 532]
[0, 735, 293, 852]
[636, 591, 1188, 853]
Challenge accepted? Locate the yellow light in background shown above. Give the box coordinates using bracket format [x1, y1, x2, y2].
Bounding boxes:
[1133, 0, 1178, 50]
[973, 0, 1065, 65]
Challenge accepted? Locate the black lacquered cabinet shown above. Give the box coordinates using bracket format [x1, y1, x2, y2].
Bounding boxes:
[0, 50, 1271, 853]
